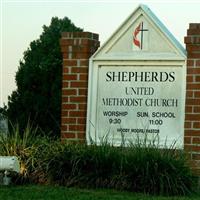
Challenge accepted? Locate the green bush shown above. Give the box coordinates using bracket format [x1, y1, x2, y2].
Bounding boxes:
[46, 143, 197, 196]
[0, 123, 51, 183]
[0, 128, 197, 196]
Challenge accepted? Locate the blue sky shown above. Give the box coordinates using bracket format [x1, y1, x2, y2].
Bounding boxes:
[1, 0, 200, 107]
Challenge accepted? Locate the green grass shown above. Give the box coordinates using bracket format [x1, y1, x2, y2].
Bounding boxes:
[0, 185, 199, 200]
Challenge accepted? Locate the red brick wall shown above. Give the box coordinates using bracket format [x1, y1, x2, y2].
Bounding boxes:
[184, 23, 200, 175]
[60, 32, 100, 141]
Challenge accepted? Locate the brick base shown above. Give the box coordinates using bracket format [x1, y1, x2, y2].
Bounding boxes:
[60, 32, 100, 141]
[184, 23, 200, 176]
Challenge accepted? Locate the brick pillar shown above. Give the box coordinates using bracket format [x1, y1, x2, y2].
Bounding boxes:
[60, 32, 100, 142]
[184, 23, 200, 175]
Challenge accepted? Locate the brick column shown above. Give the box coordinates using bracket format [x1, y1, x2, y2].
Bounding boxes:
[184, 23, 200, 175]
[60, 32, 100, 142]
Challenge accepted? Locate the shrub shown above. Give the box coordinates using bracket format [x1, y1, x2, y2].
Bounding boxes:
[0, 123, 52, 183]
[0, 128, 197, 196]
[46, 142, 197, 196]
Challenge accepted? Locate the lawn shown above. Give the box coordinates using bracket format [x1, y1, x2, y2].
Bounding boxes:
[0, 185, 199, 200]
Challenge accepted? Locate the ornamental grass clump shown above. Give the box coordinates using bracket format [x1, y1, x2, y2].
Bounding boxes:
[0, 123, 52, 184]
[46, 141, 197, 196]
[119, 143, 196, 195]
[0, 123, 38, 177]
[0, 127, 197, 195]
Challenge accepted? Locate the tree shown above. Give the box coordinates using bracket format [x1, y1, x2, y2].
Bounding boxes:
[7, 17, 83, 137]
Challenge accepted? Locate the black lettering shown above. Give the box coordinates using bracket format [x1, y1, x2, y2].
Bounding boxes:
[169, 72, 175, 82]
[128, 72, 135, 81]
[105, 71, 176, 82]
[144, 72, 151, 82]
[122, 72, 128, 81]
[160, 72, 168, 82]
[106, 72, 112, 81]
[135, 72, 143, 81]
[152, 72, 158, 82]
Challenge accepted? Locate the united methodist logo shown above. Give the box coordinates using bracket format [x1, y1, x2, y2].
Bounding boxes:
[133, 21, 148, 50]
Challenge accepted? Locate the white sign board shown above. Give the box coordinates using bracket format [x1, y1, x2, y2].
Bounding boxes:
[96, 65, 185, 146]
[86, 5, 186, 148]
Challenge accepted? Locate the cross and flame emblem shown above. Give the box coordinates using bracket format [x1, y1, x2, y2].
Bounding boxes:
[133, 22, 148, 50]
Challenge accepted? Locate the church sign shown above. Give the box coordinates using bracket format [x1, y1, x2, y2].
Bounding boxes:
[86, 5, 186, 147]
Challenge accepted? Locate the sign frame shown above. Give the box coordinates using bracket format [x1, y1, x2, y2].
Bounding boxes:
[86, 4, 186, 148]
[87, 59, 186, 147]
